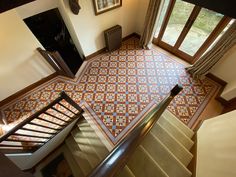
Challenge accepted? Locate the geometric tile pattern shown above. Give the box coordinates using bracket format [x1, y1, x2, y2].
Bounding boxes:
[0, 37, 220, 145]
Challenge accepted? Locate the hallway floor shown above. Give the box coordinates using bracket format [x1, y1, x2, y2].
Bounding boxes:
[0, 37, 221, 145]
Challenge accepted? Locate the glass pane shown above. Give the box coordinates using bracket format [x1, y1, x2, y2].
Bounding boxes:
[179, 8, 223, 56]
[202, 19, 235, 56]
[154, 0, 170, 38]
[161, 0, 194, 46]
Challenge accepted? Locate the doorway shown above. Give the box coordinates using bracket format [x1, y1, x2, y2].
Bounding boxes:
[153, 0, 231, 64]
[24, 8, 83, 75]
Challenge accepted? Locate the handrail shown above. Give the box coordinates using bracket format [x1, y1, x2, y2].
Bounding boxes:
[0, 91, 83, 153]
[87, 84, 183, 177]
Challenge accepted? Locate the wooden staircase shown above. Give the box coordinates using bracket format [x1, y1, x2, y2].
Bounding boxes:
[58, 110, 194, 177]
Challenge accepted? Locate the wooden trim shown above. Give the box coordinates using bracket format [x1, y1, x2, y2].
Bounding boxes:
[51, 52, 75, 79]
[122, 33, 141, 41]
[193, 119, 204, 132]
[85, 33, 140, 61]
[222, 97, 236, 113]
[37, 48, 62, 75]
[0, 0, 36, 13]
[206, 73, 227, 87]
[0, 72, 58, 107]
[156, 0, 176, 43]
[154, 0, 232, 64]
[85, 48, 106, 61]
[0, 92, 84, 154]
[21, 128, 56, 135]
[37, 48, 75, 79]
[173, 6, 201, 50]
[206, 73, 236, 113]
[158, 41, 193, 63]
[206, 73, 228, 104]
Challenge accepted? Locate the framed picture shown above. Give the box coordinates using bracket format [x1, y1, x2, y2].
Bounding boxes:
[93, 0, 122, 15]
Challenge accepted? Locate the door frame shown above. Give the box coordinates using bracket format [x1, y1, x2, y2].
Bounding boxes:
[153, 0, 231, 64]
[37, 48, 75, 79]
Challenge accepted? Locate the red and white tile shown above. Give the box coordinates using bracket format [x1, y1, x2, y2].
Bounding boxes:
[0, 37, 220, 145]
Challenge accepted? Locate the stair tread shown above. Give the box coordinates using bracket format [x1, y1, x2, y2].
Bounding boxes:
[128, 146, 169, 177]
[151, 123, 193, 166]
[65, 136, 92, 176]
[71, 127, 101, 168]
[158, 116, 194, 150]
[162, 111, 194, 138]
[116, 166, 136, 177]
[141, 133, 192, 177]
[76, 123, 109, 160]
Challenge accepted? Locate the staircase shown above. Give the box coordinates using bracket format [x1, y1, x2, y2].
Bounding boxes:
[62, 110, 194, 177]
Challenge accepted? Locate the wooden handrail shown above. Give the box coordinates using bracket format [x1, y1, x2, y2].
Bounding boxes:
[37, 48, 75, 79]
[87, 84, 183, 177]
[0, 91, 84, 153]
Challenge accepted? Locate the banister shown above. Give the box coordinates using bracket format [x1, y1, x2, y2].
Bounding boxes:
[87, 84, 183, 177]
[0, 95, 63, 142]
[0, 91, 84, 153]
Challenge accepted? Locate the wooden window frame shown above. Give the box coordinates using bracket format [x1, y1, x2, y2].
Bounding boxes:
[153, 0, 231, 64]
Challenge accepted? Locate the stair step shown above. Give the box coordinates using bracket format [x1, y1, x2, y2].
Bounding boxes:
[158, 116, 194, 150]
[65, 135, 92, 176]
[71, 127, 101, 168]
[116, 166, 136, 177]
[61, 144, 85, 177]
[128, 146, 169, 177]
[162, 111, 194, 138]
[151, 123, 193, 166]
[77, 123, 109, 160]
[141, 132, 192, 177]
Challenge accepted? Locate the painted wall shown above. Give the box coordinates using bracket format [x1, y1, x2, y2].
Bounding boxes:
[196, 110, 236, 177]
[0, 0, 143, 101]
[58, 0, 139, 56]
[0, 10, 54, 101]
[211, 45, 236, 100]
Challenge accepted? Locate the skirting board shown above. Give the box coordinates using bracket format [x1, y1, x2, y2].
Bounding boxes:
[0, 72, 58, 107]
[85, 32, 141, 60]
[206, 73, 227, 104]
[206, 73, 236, 113]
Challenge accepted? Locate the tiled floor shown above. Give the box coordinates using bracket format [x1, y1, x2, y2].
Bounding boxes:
[0, 37, 221, 145]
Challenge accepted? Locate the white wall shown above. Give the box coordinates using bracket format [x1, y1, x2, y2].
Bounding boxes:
[196, 110, 236, 177]
[58, 0, 139, 56]
[211, 45, 236, 100]
[0, 0, 146, 100]
[0, 10, 54, 101]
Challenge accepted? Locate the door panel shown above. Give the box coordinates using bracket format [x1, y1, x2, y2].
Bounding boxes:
[154, 0, 170, 38]
[179, 8, 224, 56]
[154, 0, 230, 64]
[161, 0, 195, 46]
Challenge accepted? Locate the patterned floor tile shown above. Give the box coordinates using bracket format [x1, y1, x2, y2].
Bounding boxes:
[0, 37, 220, 145]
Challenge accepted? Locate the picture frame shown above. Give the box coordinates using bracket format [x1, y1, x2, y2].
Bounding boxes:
[93, 0, 122, 15]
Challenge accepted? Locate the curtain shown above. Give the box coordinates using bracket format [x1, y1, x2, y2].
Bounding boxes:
[186, 21, 236, 78]
[140, 0, 162, 49]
